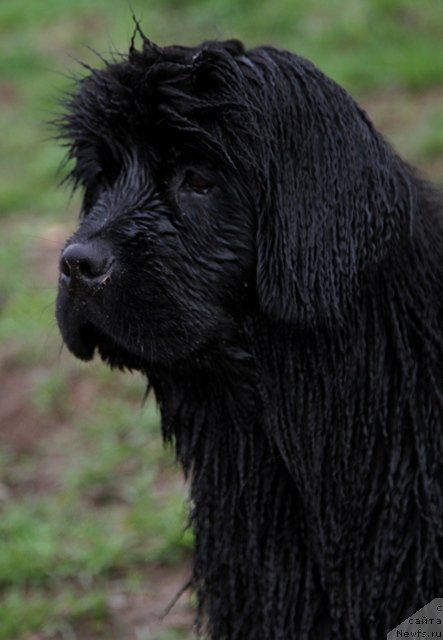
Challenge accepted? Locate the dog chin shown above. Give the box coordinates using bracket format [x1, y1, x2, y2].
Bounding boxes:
[65, 321, 99, 361]
[59, 319, 143, 370]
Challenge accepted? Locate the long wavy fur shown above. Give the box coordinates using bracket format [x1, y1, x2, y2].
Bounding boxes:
[57, 36, 443, 638]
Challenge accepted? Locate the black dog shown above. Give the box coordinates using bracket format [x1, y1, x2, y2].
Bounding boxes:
[55, 34, 443, 639]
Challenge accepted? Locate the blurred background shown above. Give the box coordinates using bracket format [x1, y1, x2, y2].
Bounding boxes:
[0, 0, 442, 638]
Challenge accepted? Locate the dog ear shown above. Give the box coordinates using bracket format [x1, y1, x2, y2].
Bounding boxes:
[248, 49, 413, 327]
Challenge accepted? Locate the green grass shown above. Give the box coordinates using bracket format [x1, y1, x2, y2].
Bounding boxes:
[0, 588, 110, 639]
[1, 0, 443, 637]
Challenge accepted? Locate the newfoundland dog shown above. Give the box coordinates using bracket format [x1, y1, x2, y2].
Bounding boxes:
[55, 33, 443, 639]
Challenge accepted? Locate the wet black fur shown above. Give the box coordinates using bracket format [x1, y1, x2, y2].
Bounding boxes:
[56, 34, 443, 639]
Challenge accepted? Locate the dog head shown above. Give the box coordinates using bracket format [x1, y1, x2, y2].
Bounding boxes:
[56, 35, 412, 369]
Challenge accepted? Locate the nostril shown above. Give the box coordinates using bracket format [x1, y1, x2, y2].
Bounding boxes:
[78, 257, 103, 279]
[60, 242, 114, 290]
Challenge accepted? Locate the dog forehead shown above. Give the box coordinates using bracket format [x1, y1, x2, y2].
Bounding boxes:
[61, 39, 267, 179]
[71, 40, 248, 137]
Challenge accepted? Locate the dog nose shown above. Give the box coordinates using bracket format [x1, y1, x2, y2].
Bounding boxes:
[60, 242, 114, 290]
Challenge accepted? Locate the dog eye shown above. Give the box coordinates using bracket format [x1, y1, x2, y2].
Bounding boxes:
[183, 170, 213, 195]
